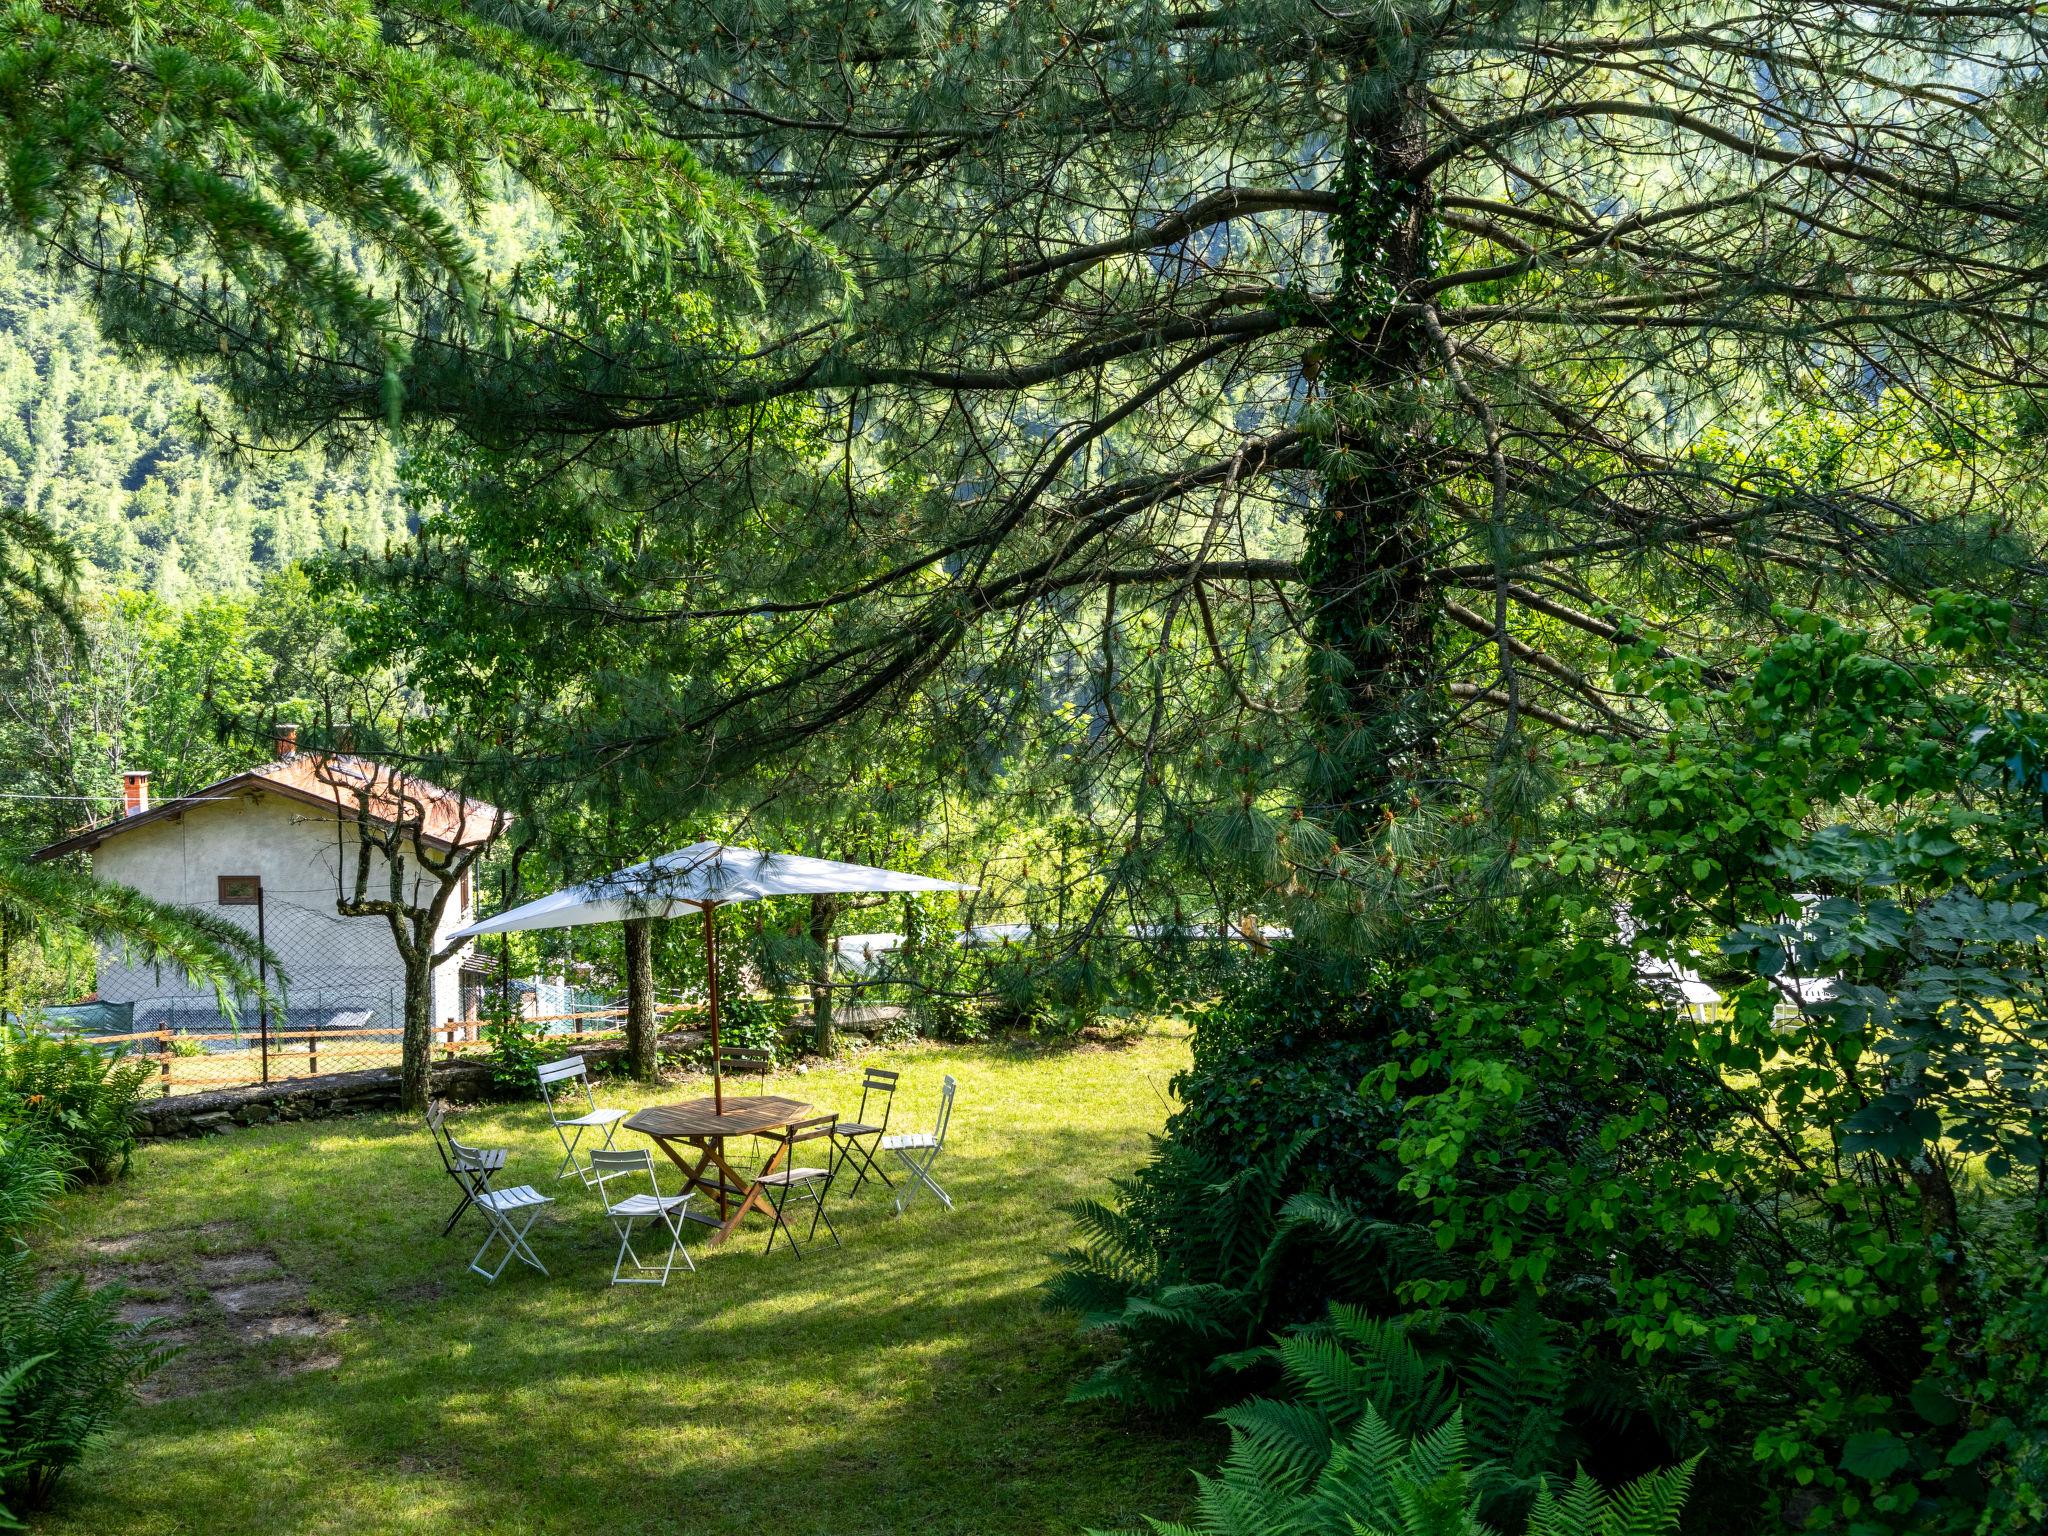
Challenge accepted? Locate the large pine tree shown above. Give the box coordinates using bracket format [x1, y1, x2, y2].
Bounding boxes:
[17, 1, 2048, 938]
[333, 2, 2048, 932]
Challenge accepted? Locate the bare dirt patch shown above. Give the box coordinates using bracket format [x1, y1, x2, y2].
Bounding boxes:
[239, 1312, 337, 1343]
[79, 1225, 347, 1398]
[197, 1251, 281, 1285]
[213, 1278, 306, 1314]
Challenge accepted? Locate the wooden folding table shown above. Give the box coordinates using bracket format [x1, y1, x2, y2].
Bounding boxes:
[624, 1094, 812, 1246]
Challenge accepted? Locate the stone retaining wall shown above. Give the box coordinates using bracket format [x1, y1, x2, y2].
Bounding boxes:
[138, 1031, 701, 1139]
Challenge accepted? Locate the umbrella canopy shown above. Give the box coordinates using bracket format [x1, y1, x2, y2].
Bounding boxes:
[451, 840, 974, 937]
[449, 841, 973, 1116]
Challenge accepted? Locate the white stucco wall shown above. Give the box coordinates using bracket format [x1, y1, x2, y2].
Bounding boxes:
[91, 789, 474, 1027]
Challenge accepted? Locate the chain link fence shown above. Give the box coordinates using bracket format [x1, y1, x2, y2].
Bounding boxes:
[38, 888, 585, 1097]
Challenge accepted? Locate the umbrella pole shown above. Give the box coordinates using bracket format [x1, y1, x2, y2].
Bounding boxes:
[705, 901, 722, 1115]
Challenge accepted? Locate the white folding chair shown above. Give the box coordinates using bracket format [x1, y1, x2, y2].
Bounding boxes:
[589, 1149, 697, 1286]
[881, 1074, 956, 1214]
[538, 1054, 626, 1183]
[451, 1130, 554, 1280]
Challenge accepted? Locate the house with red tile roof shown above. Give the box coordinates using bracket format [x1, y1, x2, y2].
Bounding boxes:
[32, 728, 504, 1033]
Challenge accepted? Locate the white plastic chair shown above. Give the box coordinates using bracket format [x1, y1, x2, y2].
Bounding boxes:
[537, 1055, 626, 1183]
[881, 1074, 956, 1214]
[450, 1130, 554, 1280]
[589, 1148, 697, 1286]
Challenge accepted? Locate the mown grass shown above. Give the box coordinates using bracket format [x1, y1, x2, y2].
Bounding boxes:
[36, 1027, 1210, 1536]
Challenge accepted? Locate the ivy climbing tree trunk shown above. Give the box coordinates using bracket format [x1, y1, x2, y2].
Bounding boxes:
[1304, 75, 1442, 844]
[623, 915, 657, 1081]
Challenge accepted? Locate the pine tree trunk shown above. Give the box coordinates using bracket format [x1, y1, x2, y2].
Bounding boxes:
[400, 955, 434, 1113]
[809, 892, 838, 1056]
[1304, 80, 1440, 843]
[624, 916, 657, 1081]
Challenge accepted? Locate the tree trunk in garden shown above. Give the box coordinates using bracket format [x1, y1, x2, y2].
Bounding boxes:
[1304, 79, 1441, 844]
[809, 891, 837, 1056]
[623, 915, 657, 1081]
[326, 762, 506, 1117]
[401, 953, 434, 1113]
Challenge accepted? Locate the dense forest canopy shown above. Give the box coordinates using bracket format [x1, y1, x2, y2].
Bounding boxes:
[0, 251, 409, 597]
[12, 2, 2048, 936]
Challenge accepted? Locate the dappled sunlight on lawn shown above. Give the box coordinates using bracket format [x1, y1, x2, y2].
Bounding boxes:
[38, 1028, 1212, 1536]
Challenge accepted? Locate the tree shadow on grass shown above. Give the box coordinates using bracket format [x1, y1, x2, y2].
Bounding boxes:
[48, 1115, 1211, 1536]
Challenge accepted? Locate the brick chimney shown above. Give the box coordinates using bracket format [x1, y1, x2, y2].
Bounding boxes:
[121, 770, 150, 817]
[274, 723, 299, 758]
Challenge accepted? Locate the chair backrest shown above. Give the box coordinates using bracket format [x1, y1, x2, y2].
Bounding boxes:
[771, 1113, 838, 1169]
[446, 1130, 492, 1172]
[855, 1067, 899, 1129]
[930, 1075, 957, 1152]
[537, 1055, 588, 1086]
[721, 1047, 773, 1087]
[537, 1055, 592, 1119]
[589, 1147, 663, 1208]
[424, 1102, 459, 1175]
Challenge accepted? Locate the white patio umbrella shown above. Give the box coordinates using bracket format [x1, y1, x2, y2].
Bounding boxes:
[451, 841, 974, 1112]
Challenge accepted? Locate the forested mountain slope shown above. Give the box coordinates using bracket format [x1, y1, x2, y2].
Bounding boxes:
[0, 248, 409, 596]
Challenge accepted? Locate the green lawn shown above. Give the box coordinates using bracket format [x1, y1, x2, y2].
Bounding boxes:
[36, 1028, 1211, 1536]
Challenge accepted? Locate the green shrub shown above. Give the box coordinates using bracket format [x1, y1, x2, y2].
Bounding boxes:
[1373, 601, 2048, 1531]
[1045, 946, 1419, 1413]
[1167, 947, 1410, 1194]
[1047, 1133, 1424, 1414]
[0, 1026, 153, 1184]
[716, 993, 794, 1062]
[0, 1260, 170, 1521]
[0, 1131, 64, 1242]
[0, 1129, 168, 1524]
[477, 998, 553, 1098]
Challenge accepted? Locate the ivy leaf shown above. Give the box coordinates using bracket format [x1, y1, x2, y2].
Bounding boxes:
[1908, 1376, 1959, 1427]
[1841, 1099, 1941, 1159]
[1946, 1419, 2014, 1466]
[1840, 1429, 1911, 1482]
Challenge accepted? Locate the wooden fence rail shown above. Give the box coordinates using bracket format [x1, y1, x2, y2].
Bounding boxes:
[60, 998, 729, 1099]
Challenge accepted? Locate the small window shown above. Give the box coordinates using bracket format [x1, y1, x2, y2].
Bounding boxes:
[217, 875, 262, 906]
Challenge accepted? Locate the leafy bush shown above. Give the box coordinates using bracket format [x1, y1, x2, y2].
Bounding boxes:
[1376, 600, 2048, 1532]
[1103, 1410, 1693, 1536]
[1168, 947, 1409, 1194]
[1046, 949, 1417, 1413]
[0, 1262, 170, 1521]
[476, 997, 553, 1098]
[0, 1132, 65, 1244]
[0, 1129, 167, 1524]
[1062, 601, 2048, 1531]
[716, 993, 795, 1062]
[1047, 1133, 1424, 1413]
[0, 1026, 153, 1183]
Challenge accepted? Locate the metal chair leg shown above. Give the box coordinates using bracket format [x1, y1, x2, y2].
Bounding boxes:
[834, 1133, 894, 1198]
[442, 1188, 476, 1237]
[892, 1148, 953, 1213]
[471, 1206, 548, 1281]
